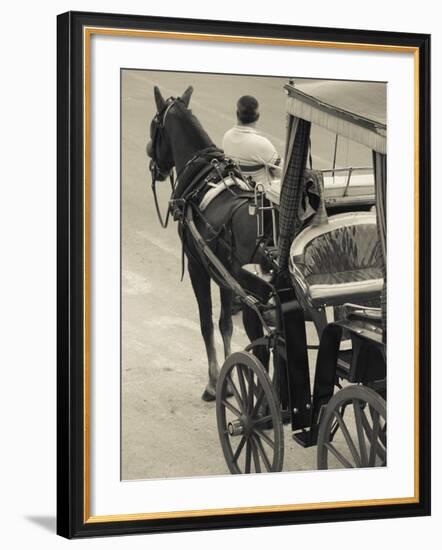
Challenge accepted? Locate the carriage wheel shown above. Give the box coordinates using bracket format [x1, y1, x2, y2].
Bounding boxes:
[361, 388, 387, 463]
[216, 351, 284, 474]
[317, 385, 386, 470]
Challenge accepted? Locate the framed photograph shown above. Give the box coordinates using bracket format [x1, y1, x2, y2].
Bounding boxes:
[57, 11, 431, 538]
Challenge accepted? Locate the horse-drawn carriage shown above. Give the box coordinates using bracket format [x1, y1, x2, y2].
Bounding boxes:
[147, 78, 387, 475]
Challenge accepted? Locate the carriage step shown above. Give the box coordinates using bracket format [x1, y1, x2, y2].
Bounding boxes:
[292, 427, 319, 448]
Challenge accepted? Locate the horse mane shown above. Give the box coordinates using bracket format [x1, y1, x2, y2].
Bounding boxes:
[168, 100, 215, 153]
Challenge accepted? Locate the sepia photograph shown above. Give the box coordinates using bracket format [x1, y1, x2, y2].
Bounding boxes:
[121, 69, 387, 481]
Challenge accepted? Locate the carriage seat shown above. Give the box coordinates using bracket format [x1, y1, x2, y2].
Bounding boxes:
[289, 212, 383, 307]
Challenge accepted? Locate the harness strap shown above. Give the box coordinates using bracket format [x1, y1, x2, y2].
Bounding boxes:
[185, 204, 272, 334]
[172, 157, 231, 281]
[185, 193, 254, 284]
[180, 164, 214, 201]
[180, 224, 186, 281]
[174, 146, 224, 188]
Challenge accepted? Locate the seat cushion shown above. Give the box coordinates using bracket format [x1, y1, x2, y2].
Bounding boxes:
[306, 268, 383, 303]
[289, 212, 384, 306]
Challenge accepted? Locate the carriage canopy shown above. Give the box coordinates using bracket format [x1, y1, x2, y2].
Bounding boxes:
[284, 81, 386, 154]
[278, 80, 387, 339]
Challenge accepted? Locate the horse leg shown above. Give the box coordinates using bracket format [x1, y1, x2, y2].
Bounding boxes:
[188, 260, 219, 402]
[219, 287, 233, 360]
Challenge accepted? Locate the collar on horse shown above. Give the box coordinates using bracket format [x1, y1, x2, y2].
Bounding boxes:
[150, 144, 224, 228]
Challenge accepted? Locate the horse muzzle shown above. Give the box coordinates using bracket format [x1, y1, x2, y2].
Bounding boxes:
[146, 141, 172, 181]
[149, 158, 169, 182]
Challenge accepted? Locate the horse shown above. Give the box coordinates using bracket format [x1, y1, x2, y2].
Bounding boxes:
[146, 85, 270, 401]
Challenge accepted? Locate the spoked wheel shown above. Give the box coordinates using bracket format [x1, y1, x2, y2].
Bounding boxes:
[317, 385, 386, 470]
[216, 351, 284, 474]
[365, 384, 387, 450]
[361, 398, 387, 463]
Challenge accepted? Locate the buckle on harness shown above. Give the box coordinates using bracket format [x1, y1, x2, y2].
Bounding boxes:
[169, 198, 186, 221]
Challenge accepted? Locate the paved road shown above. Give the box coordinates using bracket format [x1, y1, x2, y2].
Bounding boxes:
[121, 70, 367, 480]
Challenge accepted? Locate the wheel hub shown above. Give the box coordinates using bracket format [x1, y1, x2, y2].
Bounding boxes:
[227, 419, 244, 436]
[228, 415, 254, 437]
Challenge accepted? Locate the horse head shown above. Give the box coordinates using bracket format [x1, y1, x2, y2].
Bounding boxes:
[146, 85, 194, 181]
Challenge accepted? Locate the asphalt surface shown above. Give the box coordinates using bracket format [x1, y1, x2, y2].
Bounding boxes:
[121, 70, 371, 480]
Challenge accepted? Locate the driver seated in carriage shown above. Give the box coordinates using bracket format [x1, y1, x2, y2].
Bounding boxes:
[222, 95, 283, 314]
[222, 95, 282, 186]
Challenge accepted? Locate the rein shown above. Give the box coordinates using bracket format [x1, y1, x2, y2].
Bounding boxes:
[150, 166, 175, 228]
[148, 96, 181, 228]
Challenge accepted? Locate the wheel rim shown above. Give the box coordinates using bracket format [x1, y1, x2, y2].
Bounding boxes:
[216, 351, 284, 474]
[360, 404, 387, 462]
[317, 385, 386, 470]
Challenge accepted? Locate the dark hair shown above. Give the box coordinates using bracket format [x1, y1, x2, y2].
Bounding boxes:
[236, 95, 259, 124]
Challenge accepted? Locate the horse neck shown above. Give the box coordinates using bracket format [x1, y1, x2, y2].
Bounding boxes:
[166, 112, 214, 174]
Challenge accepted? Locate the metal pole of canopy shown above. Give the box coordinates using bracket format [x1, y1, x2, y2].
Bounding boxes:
[332, 133, 338, 185]
[373, 151, 387, 339]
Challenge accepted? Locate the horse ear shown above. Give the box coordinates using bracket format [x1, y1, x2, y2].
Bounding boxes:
[181, 86, 194, 108]
[154, 86, 166, 112]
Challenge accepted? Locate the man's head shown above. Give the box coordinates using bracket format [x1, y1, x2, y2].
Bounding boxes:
[236, 95, 260, 125]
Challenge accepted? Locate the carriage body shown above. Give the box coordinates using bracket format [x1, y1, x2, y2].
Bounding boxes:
[216, 79, 387, 473]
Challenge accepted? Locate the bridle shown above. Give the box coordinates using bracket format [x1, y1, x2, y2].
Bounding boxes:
[148, 94, 226, 231]
[148, 97, 181, 228]
[148, 95, 217, 228]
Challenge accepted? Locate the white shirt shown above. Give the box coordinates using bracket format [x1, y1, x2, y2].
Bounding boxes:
[222, 125, 281, 185]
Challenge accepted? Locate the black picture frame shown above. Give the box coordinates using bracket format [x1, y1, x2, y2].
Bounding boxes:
[57, 10, 431, 539]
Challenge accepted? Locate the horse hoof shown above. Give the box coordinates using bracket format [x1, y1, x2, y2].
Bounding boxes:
[201, 389, 216, 402]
